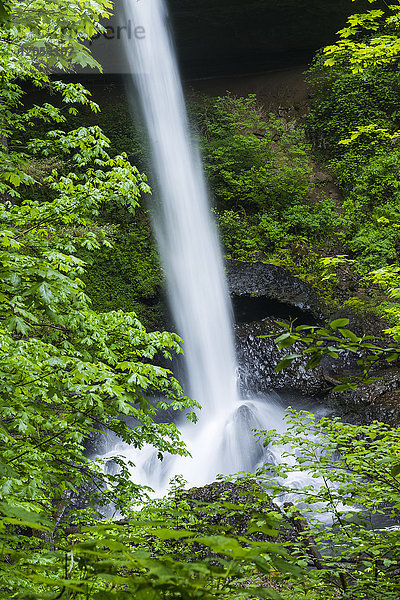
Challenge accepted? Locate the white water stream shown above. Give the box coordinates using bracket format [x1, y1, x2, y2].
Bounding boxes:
[99, 0, 311, 495]
[122, 0, 239, 421]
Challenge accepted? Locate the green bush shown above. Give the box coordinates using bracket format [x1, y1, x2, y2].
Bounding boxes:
[64, 83, 149, 169]
[216, 209, 260, 258]
[307, 55, 400, 158]
[196, 94, 313, 213]
[343, 149, 400, 224]
[307, 53, 400, 275]
[283, 197, 343, 239]
[217, 198, 342, 261]
[81, 213, 163, 328]
[259, 411, 400, 600]
[194, 93, 345, 264]
[349, 223, 400, 272]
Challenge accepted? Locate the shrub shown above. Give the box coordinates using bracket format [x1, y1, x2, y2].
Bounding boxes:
[259, 412, 400, 600]
[196, 94, 313, 213]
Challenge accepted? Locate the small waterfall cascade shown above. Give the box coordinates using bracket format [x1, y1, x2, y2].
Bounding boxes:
[103, 0, 288, 492]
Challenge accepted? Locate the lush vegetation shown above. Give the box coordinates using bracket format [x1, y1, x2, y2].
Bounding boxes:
[258, 411, 400, 600]
[0, 1, 301, 598]
[2, 0, 400, 599]
[189, 93, 343, 277]
[187, 1, 400, 318]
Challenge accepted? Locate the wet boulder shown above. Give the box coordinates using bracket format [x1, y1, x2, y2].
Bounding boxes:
[227, 260, 327, 396]
[227, 259, 326, 322]
[326, 368, 400, 426]
[236, 317, 326, 397]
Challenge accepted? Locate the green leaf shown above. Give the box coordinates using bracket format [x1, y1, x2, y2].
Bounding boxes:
[276, 354, 301, 372]
[391, 463, 400, 477]
[37, 281, 54, 304]
[306, 354, 323, 369]
[278, 336, 297, 349]
[274, 332, 292, 344]
[330, 318, 350, 330]
[332, 383, 352, 392]
[6, 316, 30, 335]
[338, 328, 360, 342]
[152, 529, 195, 541]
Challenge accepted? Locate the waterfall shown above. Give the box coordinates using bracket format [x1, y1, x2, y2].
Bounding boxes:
[104, 0, 288, 492]
[121, 0, 238, 420]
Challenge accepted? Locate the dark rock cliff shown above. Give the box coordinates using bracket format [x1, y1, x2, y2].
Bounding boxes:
[169, 0, 359, 77]
[227, 259, 326, 321]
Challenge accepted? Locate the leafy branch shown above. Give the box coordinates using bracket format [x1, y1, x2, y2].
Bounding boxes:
[265, 318, 400, 392]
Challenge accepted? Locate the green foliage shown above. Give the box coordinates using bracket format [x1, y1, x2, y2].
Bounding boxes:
[319, 254, 355, 284]
[258, 411, 400, 600]
[196, 94, 342, 262]
[307, 17, 400, 274]
[0, 475, 302, 599]
[333, 149, 400, 271]
[349, 223, 400, 271]
[362, 265, 400, 337]
[14, 82, 160, 317]
[0, 0, 11, 21]
[216, 195, 343, 262]
[343, 148, 400, 221]
[268, 318, 400, 390]
[16, 482, 301, 600]
[308, 55, 400, 160]
[2, 0, 112, 74]
[216, 209, 261, 259]
[0, 98, 199, 515]
[65, 83, 149, 169]
[282, 197, 342, 239]
[198, 94, 312, 214]
[323, 1, 400, 73]
[81, 213, 163, 327]
[333, 151, 400, 274]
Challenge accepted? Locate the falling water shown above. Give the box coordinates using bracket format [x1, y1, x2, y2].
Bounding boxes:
[121, 0, 238, 419]
[105, 0, 288, 492]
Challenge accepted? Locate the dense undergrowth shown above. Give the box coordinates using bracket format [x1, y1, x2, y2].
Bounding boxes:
[71, 65, 400, 320]
[36, 50, 400, 322]
[2, 0, 400, 599]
